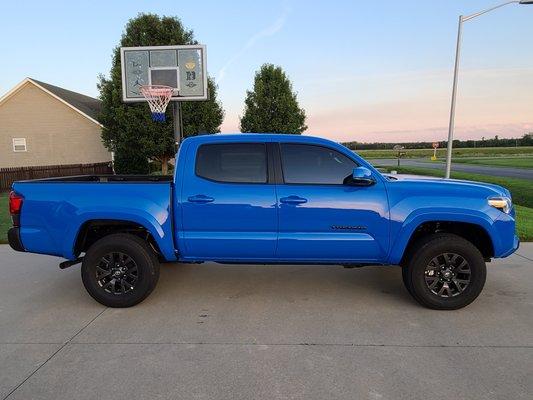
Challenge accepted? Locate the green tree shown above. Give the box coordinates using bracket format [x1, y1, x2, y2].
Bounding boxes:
[98, 13, 224, 174]
[113, 147, 149, 174]
[240, 64, 307, 134]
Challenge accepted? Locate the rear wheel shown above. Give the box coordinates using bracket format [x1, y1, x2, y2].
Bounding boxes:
[403, 233, 486, 310]
[81, 233, 160, 307]
[401, 264, 413, 295]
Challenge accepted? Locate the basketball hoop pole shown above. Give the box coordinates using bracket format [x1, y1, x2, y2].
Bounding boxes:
[173, 101, 182, 149]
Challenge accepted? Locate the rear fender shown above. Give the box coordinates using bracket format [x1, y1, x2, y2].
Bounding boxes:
[66, 211, 177, 261]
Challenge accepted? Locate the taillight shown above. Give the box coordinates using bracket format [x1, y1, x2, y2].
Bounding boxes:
[9, 191, 23, 226]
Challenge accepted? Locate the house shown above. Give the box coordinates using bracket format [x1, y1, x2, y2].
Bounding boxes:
[0, 78, 112, 168]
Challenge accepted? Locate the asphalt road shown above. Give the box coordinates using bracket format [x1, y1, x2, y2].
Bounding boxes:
[368, 158, 533, 180]
[1, 244, 532, 400]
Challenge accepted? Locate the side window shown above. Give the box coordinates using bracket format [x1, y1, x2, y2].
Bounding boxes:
[196, 143, 268, 183]
[280, 144, 357, 185]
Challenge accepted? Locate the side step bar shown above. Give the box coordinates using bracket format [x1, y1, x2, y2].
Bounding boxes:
[59, 257, 83, 270]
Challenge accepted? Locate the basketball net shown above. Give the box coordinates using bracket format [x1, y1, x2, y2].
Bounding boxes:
[140, 85, 173, 122]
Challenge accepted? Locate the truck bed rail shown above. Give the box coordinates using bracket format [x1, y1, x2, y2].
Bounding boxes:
[14, 175, 173, 183]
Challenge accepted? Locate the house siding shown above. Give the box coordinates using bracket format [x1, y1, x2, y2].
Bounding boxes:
[0, 83, 111, 168]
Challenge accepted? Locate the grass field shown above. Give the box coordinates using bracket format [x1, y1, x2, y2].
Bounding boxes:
[376, 165, 533, 241]
[446, 156, 533, 169]
[515, 205, 533, 242]
[375, 166, 533, 208]
[357, 146, 533, 159]
[0, 192, 9, 244]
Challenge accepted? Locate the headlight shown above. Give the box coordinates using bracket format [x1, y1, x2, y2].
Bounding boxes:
[488, 196, 512, 214]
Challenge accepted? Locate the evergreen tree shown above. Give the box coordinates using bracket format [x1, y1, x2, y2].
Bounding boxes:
[98, 13, 224, 174]
[240, 64, 306, 134]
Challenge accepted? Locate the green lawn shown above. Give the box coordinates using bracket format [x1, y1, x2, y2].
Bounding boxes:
[0, 192, 10, 244]
[447, 156, 533, 169]
[376, 166, 533, 241]
[357, 146, 533, 160]
[515, 205, 533, 242]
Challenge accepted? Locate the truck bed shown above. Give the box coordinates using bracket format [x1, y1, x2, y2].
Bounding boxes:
[11, 175, 176, 261]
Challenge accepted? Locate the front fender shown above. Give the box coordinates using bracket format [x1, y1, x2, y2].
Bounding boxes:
[387, 208, 499, 265]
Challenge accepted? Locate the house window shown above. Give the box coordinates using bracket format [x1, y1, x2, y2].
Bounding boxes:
[12, 138, 27, 152]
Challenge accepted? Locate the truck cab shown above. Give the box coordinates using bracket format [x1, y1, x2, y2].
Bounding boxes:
[176, 135, 389, 263]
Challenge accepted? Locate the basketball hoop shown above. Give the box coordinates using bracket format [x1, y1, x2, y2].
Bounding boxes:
[140, 85, 173, 122]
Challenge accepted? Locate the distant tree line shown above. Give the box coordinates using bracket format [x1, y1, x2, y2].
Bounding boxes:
[342, 133, 533, 150]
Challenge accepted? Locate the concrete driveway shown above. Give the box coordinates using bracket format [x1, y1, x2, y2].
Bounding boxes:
[1, 244, 532, 400]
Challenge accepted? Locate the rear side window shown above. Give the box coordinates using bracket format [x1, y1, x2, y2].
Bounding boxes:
[195, 143, 268, 183]
[280, 143, 357, 184]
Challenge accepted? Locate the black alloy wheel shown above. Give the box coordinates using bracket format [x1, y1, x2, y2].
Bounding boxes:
[81, 234, 160, 307]
[424, 253, 471, 298]
[403, 233, 486, 310]
[96, 252, 139, 295]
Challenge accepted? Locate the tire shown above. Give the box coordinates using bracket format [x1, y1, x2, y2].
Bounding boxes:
[401, 264, 413, 296]
[403, 233, 486, 310]
[81, 233, 160, 307]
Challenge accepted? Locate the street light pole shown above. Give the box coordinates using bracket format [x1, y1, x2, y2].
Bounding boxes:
[445, 15, 463, 179]
[444, 0, 533, 179]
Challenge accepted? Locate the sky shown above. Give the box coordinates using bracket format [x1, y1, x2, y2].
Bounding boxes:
[1, 0, 532, 143]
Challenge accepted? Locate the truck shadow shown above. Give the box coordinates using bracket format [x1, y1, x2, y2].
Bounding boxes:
[151, 262, 414, 307]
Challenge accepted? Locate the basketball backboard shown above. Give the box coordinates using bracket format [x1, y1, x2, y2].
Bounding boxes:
[120, 45, 207, 102]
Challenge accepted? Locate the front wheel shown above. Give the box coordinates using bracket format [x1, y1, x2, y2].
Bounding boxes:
[81, 233, 160, 307]
[403, 233, 486, 310]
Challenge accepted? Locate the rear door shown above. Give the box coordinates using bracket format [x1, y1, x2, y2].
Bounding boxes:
[275, 143, 389, 262]
[180, 141, 278, 260]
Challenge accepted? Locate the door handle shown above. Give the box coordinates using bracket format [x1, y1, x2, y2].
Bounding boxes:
[188, 194, 215, 203]
[280, 196, 308, 205]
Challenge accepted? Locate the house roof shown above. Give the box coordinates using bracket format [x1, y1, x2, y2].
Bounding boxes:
[30, 79, 101, 121]
[0, 77, 103, 127]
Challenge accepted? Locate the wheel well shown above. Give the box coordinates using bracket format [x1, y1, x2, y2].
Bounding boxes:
[400, 221, 494, 264]
[74, 220, 162, 258]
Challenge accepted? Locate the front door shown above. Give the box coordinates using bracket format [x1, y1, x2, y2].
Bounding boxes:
[180, 142, 277, 260]
[275, 143, 389, 262]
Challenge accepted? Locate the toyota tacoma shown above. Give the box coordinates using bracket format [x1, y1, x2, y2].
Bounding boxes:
[7, 134, 519, 309]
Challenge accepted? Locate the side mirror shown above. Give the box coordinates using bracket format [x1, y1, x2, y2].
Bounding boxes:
[347, 167, 375, 186]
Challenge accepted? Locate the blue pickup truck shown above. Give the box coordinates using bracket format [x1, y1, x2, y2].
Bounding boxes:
[8, 134, 518, 309]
